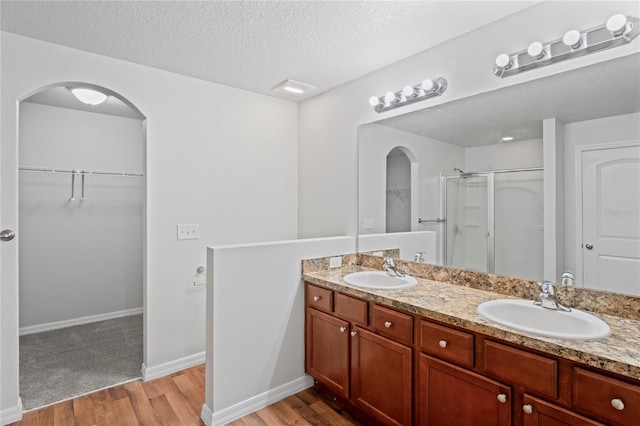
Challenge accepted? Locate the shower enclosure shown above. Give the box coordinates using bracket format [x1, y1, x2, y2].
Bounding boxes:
[441, 168, 543, 281]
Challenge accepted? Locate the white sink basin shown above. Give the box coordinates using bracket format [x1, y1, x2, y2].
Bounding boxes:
[343, 271, 418, 290]
[477, 299, 611, 340]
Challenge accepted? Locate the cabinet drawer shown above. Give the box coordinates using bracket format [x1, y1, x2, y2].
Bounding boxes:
[420, 320, 474, 367]
[334, 292, 368, 326]
[523, 394, 604, 426]
[482, 340, 557, 399]
[372, 304, 413, 345]
[573, 368, 640, 426]
[306, 283, 333, 313]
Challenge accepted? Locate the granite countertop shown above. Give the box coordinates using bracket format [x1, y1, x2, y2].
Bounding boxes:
[303, 265, 640, 382]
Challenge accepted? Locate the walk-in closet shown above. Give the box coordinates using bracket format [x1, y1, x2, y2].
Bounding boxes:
[17, 84, 145, 409]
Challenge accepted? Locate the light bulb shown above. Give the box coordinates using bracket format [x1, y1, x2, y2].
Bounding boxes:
[384, 92, 396, 103]
[606, 14, 627, 36]
[402, 85, 415, 97]
[527, 42, 545, 59]
[369, 96, 380, 107]
[71, 88, 107, 105]
[562, 30, 582, 49]
[421, 79, 434, 92]
[495, 53, 511, 69]
[501, 136, 514, 142]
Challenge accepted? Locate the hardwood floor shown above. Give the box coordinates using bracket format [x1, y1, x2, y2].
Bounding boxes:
[10, 365, 366, 426]
[10, 364, 206, 426]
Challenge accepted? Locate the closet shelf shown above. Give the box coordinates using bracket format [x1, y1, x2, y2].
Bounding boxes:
[19, 166, 143, 177]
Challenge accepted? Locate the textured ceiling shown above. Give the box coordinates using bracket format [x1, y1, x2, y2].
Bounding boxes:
[0, 1, 538, 101]
[376, 53, 640, 147]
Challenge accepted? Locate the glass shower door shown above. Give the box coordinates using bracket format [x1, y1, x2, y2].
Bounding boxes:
[444, 174, 492, 273]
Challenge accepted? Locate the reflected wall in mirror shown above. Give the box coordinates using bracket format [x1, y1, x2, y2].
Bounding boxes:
[358, 53, 640, 296]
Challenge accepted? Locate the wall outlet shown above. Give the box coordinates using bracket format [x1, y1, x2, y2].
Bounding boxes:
[177, 224, 199, 240]
[363, 218, 374, 230]
[372, 251, 384, 257]
[329, 256, 342, 268]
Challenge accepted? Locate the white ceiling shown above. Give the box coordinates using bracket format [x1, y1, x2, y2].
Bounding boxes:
[376, 53, 640, 147]
[0, 1, 539, 101]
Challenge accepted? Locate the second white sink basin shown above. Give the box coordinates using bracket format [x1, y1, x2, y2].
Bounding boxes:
[343, 271, 417, 290]
[477, 299, 611, 340]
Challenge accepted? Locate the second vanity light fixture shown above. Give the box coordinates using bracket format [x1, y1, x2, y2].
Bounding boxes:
[369, 77, 448, 113]
[494, 14, 640, 78]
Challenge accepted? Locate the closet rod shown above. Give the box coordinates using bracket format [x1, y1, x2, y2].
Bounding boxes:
[18, 166, 143, 177]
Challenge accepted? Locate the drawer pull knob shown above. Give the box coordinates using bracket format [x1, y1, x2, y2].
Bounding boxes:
[350, 331, 358, 337]
[611, 398, 625, 411]
[523, 404, 533, 414]
[497, 394, 507, 404]
[313, 296, 320, 302]
[384, 321, 392, 328]
[438, 340, 448, 349]
[339, 327, 346, 333]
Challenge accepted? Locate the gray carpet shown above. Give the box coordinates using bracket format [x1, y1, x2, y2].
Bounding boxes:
[20, 314, 143, 410]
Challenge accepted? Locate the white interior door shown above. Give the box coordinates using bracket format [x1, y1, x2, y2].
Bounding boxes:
[581, 144, 640, 295]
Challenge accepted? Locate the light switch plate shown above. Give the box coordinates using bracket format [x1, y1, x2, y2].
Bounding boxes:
[177, 224, 199, 240]
[329, 256, 342, 268]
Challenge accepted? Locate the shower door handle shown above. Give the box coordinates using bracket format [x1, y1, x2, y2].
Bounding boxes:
[0, 229, 15, 241]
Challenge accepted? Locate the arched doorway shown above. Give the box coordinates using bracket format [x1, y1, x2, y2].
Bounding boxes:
[17, 82, 147, 409]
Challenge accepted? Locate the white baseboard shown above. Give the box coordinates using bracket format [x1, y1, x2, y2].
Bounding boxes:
[141, 351, 205, 381]
[206, 375, 313, 425]
[200, 403, 213, 426]
[19, 307, 143, 336]
[0, 398, 23, 426]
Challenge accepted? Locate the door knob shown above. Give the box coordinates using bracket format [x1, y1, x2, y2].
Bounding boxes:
[0, 230, 15, 241]
[585, 243, 593, 250]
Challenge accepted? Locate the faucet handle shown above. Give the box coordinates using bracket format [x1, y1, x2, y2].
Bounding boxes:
[538, 281, 556, 294]
[384, 256, 396, 266]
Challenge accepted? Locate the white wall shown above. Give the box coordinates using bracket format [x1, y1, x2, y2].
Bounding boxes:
[298, 1, 640, 240]
[358, 231, 436, 263]
[203, 237, 355, 425]
[563, 112, 640, 282]
[1, 32, 298, 420]
[18, 102, 143, 328]
[465, 138, 543, 172]
[359, 123, 464, 257]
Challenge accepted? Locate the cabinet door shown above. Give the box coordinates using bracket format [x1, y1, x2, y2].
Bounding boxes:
[351, 326, 412, 426]
[306, 308, 350, 398]
[419, 354, 511, 426]
[523, 394, 604, 426]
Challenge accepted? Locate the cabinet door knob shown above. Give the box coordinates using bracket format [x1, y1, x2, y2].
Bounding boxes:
[384, 321, 392, 328]
[313, 296, 320, 302]
[350, 331, 358, 337]
[497, 394, 507, 403]
[611, 398, 625, 411]
[339, 327, 346, 333]
[438, 340, 448, 349]
[522, 404, 533, 414]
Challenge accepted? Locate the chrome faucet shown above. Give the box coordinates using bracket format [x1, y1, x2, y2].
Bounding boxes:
[383, 257, 405, 277]
[534, 281, 571, 312]
[413, 252, 425, 263]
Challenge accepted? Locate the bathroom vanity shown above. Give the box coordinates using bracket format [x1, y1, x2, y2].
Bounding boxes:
[302, 256, 640, 426]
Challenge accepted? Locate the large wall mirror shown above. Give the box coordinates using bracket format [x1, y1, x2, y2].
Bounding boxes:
[357, 53, 640, 297]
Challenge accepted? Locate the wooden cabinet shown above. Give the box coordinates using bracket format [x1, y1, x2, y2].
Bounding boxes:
[351, 326, 412, 426]
[305, 281, 640, 426]
[419, 354, 511, 426]
[305, 308, 349, 398]
[305, 283, 412, 425]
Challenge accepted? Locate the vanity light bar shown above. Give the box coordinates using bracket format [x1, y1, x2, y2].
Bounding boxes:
[369, 77, 448, 113]
[494, 14, 640, 78]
